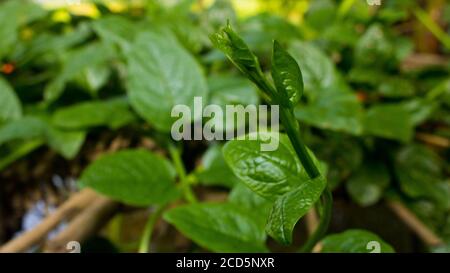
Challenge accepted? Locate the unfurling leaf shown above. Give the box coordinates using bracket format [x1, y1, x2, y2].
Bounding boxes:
[210, 23, 269, 94]
[272, 40, 303, 106]
[210, 24, 262, 77]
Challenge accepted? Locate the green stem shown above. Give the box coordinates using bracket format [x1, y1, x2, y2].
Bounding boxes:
[414, 7, 450, 50]
[278, 102, 332, 252]
[300, 188, 333, 252]
[258, 73, 331, 252]
[279, 107, 321, 178]
[138, 205, 166, 253]
[168, 144, 198, 203]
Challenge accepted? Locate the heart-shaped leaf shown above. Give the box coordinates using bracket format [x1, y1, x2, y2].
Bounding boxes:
[266, 176, 327, 244]
[223, 132, 308, 200]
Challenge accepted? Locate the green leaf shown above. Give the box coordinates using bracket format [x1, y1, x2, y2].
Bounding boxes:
[379, 77, 415, 98]
[0, 77, 22, 123]
[0, 116, 85, 159]
[363, 104, 414, 142]
[399, 99, 437, 126]
[197, 145, 240, 188]
[311, 134, 363, 190]
[80, 149, 179, 206]
[207, 75, 259, 133]
[51, 98, 135, 130]
[46, 128, 86, 159]
[395, 145, 449, 209]
[44, 41, 116, 102]
[266, 176, 327, 244]
[0, 139, 43, 172]
[92, 15, 137, 52]
[210, 24, 264, 82]
[289, 41, 336, 92]
[271, 40, 303, 106]
[208, 75, 259, 107]
[238, 14, 302, 53]
[163, 203, 268, 253]
[321, 230, 395, 253]
[74, 63, 111, 96]
[295, 86, 363, 135]
[126, 30, 208, 132]
[346, 161, 390, 207]
[223, 132, 309, 200]
[0, 0, 46, 58]
[14, 22, 91, 66]
[228, 183, 272, 226]
[354, 24, 394, 68]
[306, 0, 337, 31]
[0, 117, 47, 145]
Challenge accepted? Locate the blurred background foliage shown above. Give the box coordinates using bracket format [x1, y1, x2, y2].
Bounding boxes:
[0, 0, 449, 253]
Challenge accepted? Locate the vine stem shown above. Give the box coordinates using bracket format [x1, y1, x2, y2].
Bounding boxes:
[138, 205, 166, 253]
[260, 78, 333, 252]
[300, 189, 333, 253]
[279, 106, 333, 253]
[168, 144, 198, 204]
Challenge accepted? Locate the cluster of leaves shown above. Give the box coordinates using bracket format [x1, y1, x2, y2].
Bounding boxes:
[0, 0, 449, 252]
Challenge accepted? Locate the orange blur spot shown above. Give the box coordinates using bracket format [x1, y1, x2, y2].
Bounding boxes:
[356, 91, 368, 102]
[1, 63, 15, 74]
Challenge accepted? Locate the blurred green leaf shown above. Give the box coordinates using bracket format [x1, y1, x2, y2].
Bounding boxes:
[0, 0, 46, 59]
[164, 203, 268, 253]
[0, 77, 22, 123]
[52, 98, 135, 130]
[127, 30, 208, 132]
[346, 161, 390, 207]
[379, 77, 415, 98]
[12, 22, 92, 66]
[46, 127, 85, 159]
[74, 63, 111, 96]
[395, 145, 449, 209]
[207, 74, 259, 133]
[197, 145, 240, 188]
[306, 0, 337, 31]
[0, 116, 46, 145]
[295, 85, 364, 135]
[92, 16, 138, 52]
[363, 104, 414, 142]
[311, 134, 363, 189]
[321, 230, 395, 253]
[0, 116, 85, 159]
[399, 99, 437, 126]
[80, 149, 179, 206]
[354, 24, 394, 68]
[44, 42, 116, 102]
[289, 42, 336, 93]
